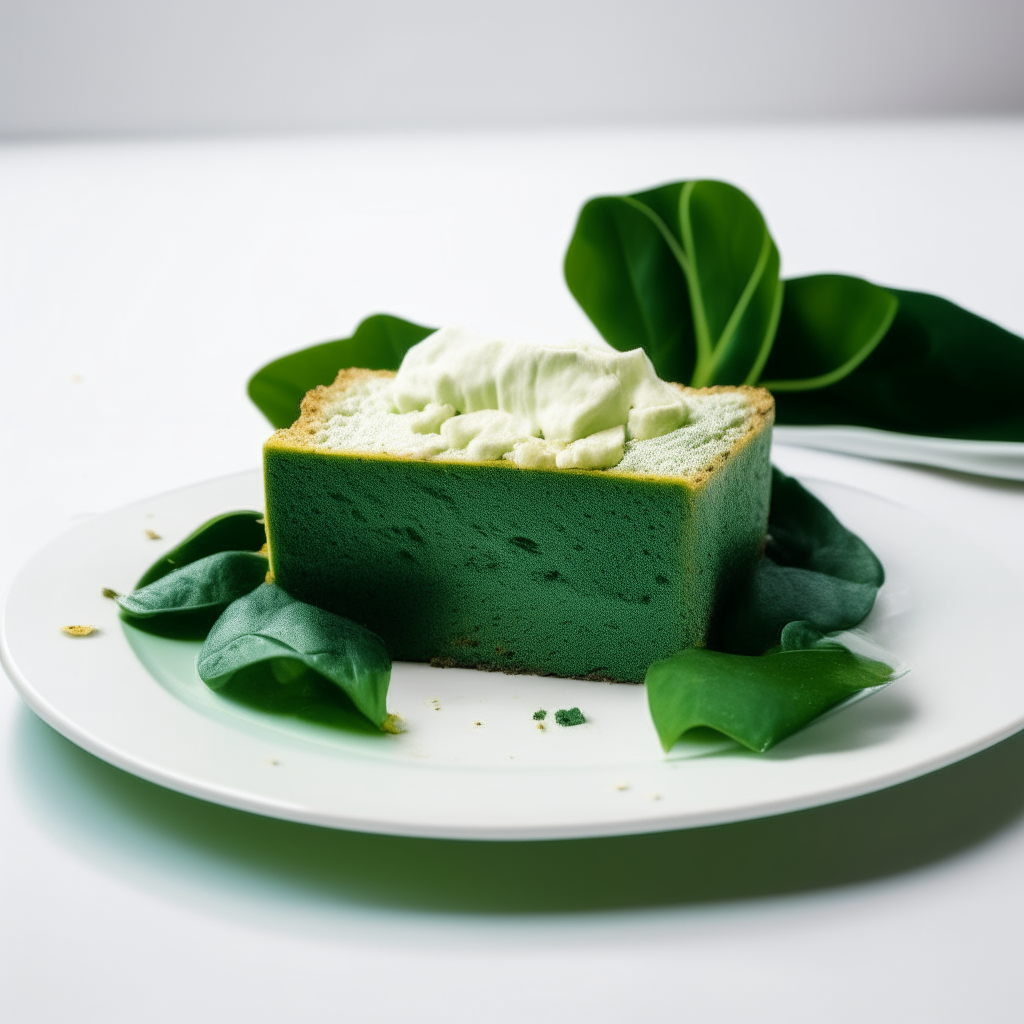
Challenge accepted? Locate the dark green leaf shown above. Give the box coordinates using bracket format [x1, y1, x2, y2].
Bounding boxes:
[136, 510, 266, 588]
[213, 659, 387, 736]
[676, 181, 784, 387]
[760, 274, 898, 391]
[564, 191, 697, 384]
[764, 468, 883, 586]
[197, 584, 391, 729]
[772, 289, 1024, 440]
[564, 180, 783, 386]
[711, 467, 883, 655]
[248, 313, 436, 429]
[646, 645, 895, 753]
[647, 467, 894, 753]
[714, 562, 881, 658]
[119, 551, 269, 639]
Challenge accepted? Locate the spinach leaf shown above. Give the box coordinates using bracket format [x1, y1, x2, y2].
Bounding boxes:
[712, 467, 884, 655]
[565, 180, 783, 386]
[772, 288, 1024, 440]
[562, 187, 697, 384]
[248, 313, 435, 429]
[197, 583, 392, 729]
[646, 644, 895, 753]
[647, 467, 896, 753]
[566, 180, 1024, 441]
[760, 274, 899, 391]
[119, 551, 269, 639]
[136, 510, 266, 588]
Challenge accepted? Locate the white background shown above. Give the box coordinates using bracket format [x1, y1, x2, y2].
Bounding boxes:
[1, 0, 1023, 136]
[3, 4, 1024, 1022]
[3, 122, 1024, 1023]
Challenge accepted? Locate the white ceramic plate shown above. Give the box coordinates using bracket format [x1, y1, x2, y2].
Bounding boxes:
[3, 470, 1023, 840]
[774, 425, 1024, 481]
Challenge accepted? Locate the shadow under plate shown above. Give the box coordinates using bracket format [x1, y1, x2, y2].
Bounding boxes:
[13, 708, 1024, 916]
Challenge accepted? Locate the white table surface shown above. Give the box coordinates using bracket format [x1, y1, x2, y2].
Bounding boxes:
[3, 122, 1024, 1023]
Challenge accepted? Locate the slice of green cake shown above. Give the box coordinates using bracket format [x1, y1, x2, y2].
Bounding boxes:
[263, 328, 774, 682]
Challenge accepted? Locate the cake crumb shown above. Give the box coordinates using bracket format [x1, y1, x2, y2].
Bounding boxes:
[536, 723, 545, 731]
[144, 529, 162, 540]
[614, 782, 630, 791]
[381, 713, 405, 734]
[649, 793, 662, 802]
[555, 707, 585, 727]
[472, 720, 483, 727]
[101, 587, 120, 600]
[256, 517, 265, 525]
[532, 709, 547, 721]
[61, 625, 96, 637]
[430, 699, 441, 711]
[268, 759, 280, 766]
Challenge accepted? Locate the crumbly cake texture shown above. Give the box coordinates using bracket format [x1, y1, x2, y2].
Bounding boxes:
[264, 368, 774, 683]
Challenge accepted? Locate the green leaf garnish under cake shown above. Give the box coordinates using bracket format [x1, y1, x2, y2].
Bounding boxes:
[118, 551, 270, 639]
[135, 509, 267, 588]
[197, 583, 392, 730]
[647, 640, 895, 754]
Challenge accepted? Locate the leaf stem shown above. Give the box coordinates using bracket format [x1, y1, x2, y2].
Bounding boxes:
[677, 182, 715, 386]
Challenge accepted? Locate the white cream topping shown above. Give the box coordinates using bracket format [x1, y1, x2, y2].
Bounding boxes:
[393, 326, 688, 450]
[307, 328, 755, 475]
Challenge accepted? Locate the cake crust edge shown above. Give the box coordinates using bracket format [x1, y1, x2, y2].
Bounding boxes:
[266, 367, 775, 488]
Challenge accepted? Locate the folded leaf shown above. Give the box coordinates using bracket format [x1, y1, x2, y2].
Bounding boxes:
[564, 180, 784, 387]
[650, 467, 897, 753]
[763, 467, 883, 586]
[197, 584, 391, 729]
[646, 645, 895, 753]
[711, 467, 884, 655]
[760, 274, 898, 392]
[136, 510, 266, 588]
[772, 288, 1024, 441]
[248, 314, 436, 429]
[119, 551, 270, 639]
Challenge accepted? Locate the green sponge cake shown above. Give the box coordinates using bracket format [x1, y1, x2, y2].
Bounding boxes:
[264, 327, 774, 682]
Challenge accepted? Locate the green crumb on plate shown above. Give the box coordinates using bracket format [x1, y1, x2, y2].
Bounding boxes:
[555, 707, 585, 727]
[532, 709, 547, 721]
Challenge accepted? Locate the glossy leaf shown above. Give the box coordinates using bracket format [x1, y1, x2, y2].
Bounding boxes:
[772, 288, 1024, 440]
[711, 467, 884, 655]
[760, 274, 898, 392]
[119, 551, 269, 639]
[136, 510, 266, 588]
[565, 180, 783, 386]
[248, 313, 436, 429]
[563, 188, 697, 384]
[646, 645, 895, 753]
[197, 583, 391, 728]
[647, 467, 895, 753]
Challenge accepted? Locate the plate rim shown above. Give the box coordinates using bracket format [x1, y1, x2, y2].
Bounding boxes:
[4, 468, 1024, 841]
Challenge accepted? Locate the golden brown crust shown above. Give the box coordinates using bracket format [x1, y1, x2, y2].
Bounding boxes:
[269, 368, 395, 449]
[669, 382, 775, 487]
[265, 366, 774, 487]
